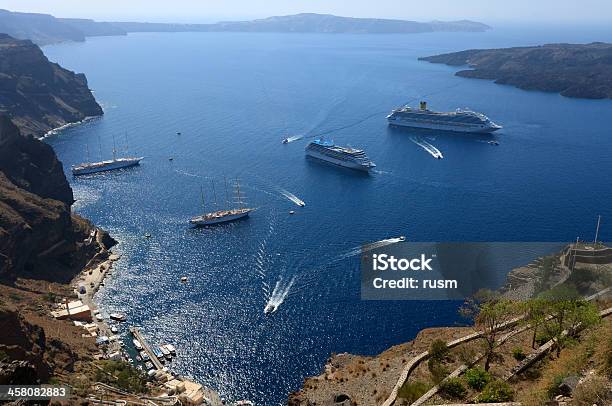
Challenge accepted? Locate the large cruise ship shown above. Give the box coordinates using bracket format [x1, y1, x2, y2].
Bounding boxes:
[387, 101, 502, 133]
[305, 139, 376, 172]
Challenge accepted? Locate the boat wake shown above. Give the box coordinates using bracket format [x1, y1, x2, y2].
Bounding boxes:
[278, 189, 306, 207]
[284, 135, 303, 143]
[264, 276, 295, 314]
[410, 136, 444, 159]
[334, 237, 405, 261]
[174, 169, 201, 178]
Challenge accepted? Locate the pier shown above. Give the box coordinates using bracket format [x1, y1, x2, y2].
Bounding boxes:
[130, 327, 164, 370]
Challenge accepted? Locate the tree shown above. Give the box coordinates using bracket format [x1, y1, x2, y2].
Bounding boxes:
[522, 298, 547, 349]
[474, 298, 518, 371]
[539, 286, 601, 357]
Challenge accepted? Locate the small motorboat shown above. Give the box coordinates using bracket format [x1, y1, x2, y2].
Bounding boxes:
[144, 233, 152, 238]
[282, 138, 289, 144]
[264, 303, 277, 314]
[399, 236, 406, 241]
[488, 140, 499, 146]
[180, 276, 188, 283]
[289, 210, 295, 215]
[110, 313, 127, 322]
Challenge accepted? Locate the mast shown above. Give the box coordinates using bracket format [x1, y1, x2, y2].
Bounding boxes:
[98, 135, 103, 159]
[125, 131, 129, 154]
[111, 134, 117, 161]
[594, 215, 601, 245]
[234, 178, 245, 208]
[85, 144, 90, 162]
[224, 176, 230, 208]
[211, 180, 218, 207]
[199, 186, 205, 212]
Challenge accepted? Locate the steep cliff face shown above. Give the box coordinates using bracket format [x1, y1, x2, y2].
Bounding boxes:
[0, 116, 112, 281]
[0, 33, 103, 137]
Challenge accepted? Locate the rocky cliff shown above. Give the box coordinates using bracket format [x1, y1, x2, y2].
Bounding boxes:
[0, 33, 103, 138]
[0, 116, 113, 282]
[420, 42, 612, 99]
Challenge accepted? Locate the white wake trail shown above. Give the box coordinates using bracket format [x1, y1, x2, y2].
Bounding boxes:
[278, 188, 306, 207]
[284, 135, 303, 143]
[410, 136, 444, 159]
[334, 237, 405, 261]
[264, 276, 296, 313]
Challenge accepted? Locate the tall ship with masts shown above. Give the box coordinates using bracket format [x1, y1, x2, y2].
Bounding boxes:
[190, 178, 254, 226]
[72, 133, 143, 176]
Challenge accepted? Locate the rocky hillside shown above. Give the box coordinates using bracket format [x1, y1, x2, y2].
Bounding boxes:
[0, 116, 113, 282]
[0, 33, 103, 137]
[0, 9, 490, 44]
[420, 42, 612, 99]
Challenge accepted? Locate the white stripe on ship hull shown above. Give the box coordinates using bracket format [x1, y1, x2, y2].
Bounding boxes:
[388, 119, 499, 134]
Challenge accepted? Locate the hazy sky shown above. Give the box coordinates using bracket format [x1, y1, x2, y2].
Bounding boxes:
[2, 0, 611, 23]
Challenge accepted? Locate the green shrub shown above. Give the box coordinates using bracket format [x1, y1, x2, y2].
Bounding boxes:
[430, 339, 449, 361]
[94, 360, 148, 394]
[546, 374, 566, 398]
[397, 380, 429, 402]
[428, 358, 449, 384]
[43, 292, 57, 303]
[0, 350, 9, 362]
[464, 366, 491, 390]
[477, 380, 514, 403]
[535, 331, 553, 346]
[512, 347, 527, 361]
[439, 377, 466, 399]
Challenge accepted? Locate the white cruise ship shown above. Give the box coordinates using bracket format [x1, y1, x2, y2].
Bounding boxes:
[305, 139, 376, 172]
[387, 101, 502, 133]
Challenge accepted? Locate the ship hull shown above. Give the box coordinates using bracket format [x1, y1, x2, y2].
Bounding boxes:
[306, 150, 374, 172]
[190, 210, 251, 226]
[72, 158, 142, 176]
[387, 117, 500, 134]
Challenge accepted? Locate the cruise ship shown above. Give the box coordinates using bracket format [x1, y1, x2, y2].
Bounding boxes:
[387, 101, 502, 133]
[305, 139, 376, 172]
[190, 179, 254, 226]
[72, 156, 143, 176]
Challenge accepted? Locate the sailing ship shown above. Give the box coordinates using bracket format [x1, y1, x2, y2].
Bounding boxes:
[190, 178, 254, 226]
[72, 133, 143, 176]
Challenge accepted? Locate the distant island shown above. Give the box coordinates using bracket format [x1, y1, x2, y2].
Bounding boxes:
[0, 9, 490, 45]
[420, 42, 612, 99]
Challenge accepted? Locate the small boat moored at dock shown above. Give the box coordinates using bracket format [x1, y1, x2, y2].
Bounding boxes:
[110, 313, 126, 322]
[133, 339, 143, 351]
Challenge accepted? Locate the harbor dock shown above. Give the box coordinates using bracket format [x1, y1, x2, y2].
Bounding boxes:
[130, 327, 164, 370]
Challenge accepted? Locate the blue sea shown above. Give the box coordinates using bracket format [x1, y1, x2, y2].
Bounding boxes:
[44, 24, 612, 404]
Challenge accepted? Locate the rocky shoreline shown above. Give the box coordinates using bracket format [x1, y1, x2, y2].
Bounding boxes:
[420, 42, 612, 99]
